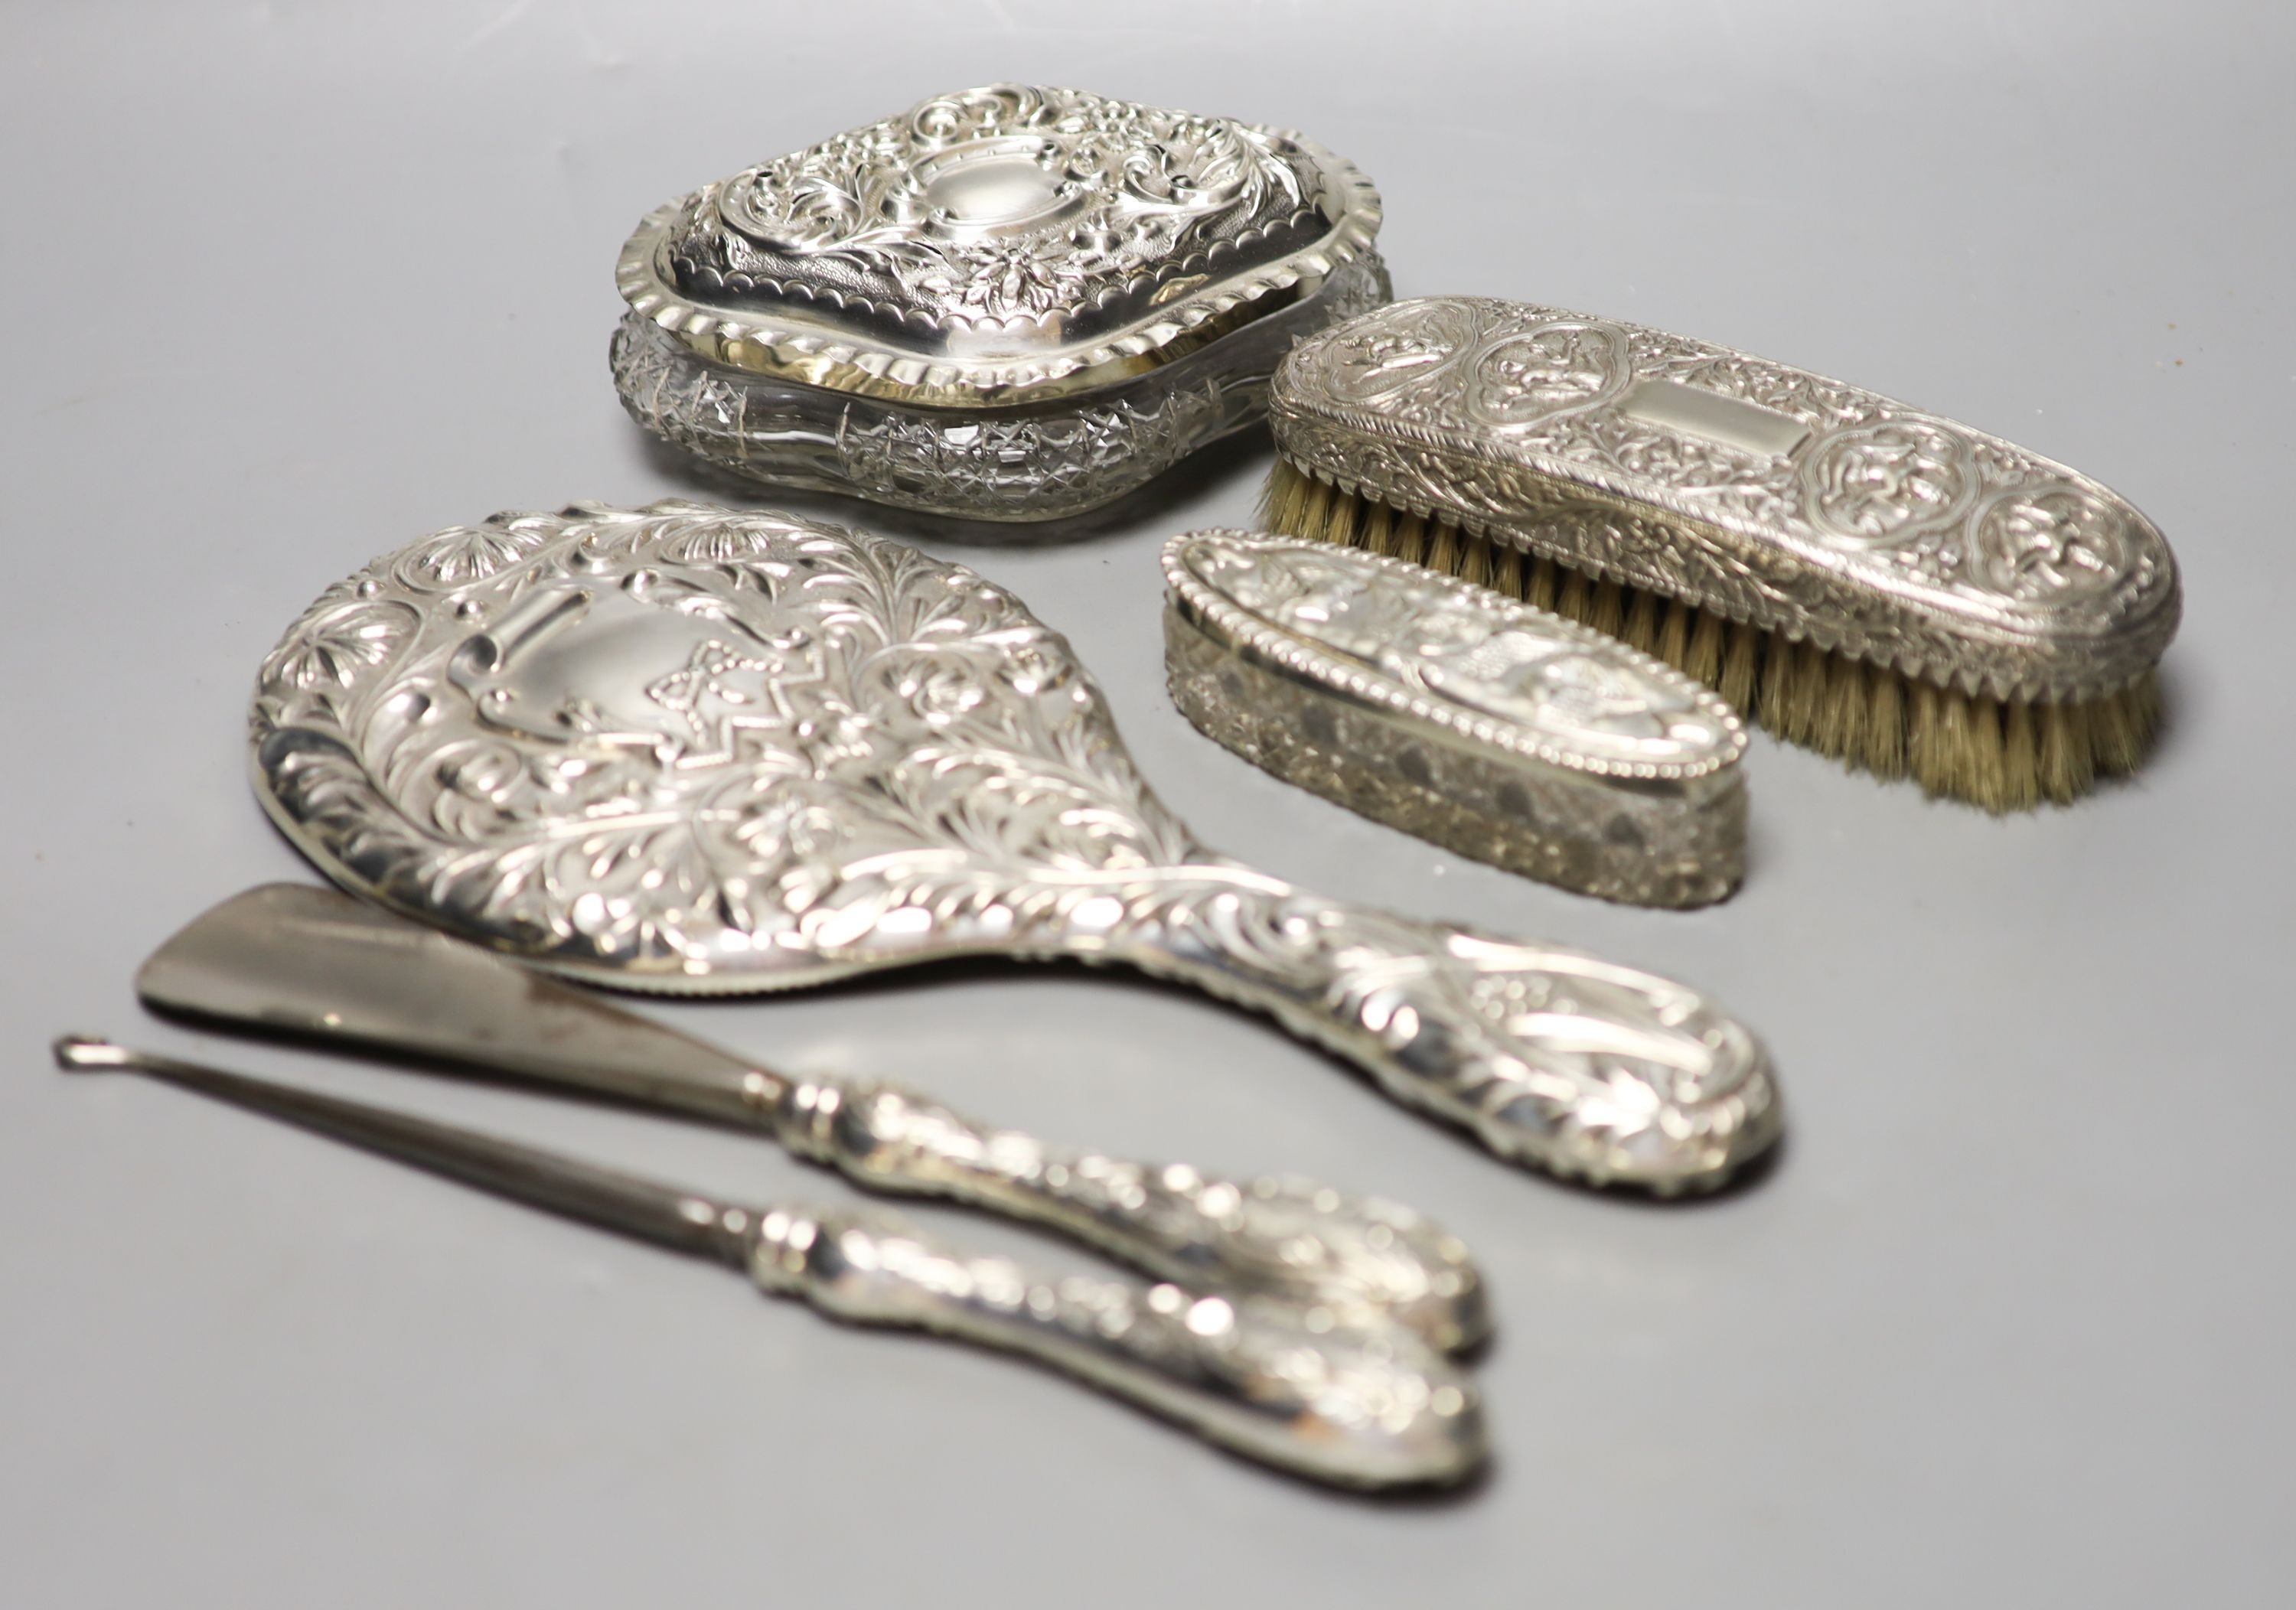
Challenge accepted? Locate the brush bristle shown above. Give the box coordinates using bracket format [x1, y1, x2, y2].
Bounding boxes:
[1258, 461, 2161, 810]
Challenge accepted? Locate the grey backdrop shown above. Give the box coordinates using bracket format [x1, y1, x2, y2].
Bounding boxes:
[5, 3, 2290, 1605]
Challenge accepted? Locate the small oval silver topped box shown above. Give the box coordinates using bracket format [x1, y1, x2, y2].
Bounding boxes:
[613, 83, 1385, 521]
[1162, 530, 1747, 908]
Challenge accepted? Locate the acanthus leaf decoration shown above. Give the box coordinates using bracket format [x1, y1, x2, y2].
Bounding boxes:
[1272, 297, 2180, 702]
[254, 503, 1779, 1189]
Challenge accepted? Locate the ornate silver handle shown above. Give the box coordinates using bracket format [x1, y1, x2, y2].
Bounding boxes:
[1092, 868, 1782, 1193]
[739, 1203, 1485, 1489]
[57, 1035, 1483, 1490]
[767, 1078, 1488, 1351]
[126, 884, 1490, 1350]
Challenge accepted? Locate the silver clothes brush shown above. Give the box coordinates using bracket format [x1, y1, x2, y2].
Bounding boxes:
[1261, 296, 2180, 810]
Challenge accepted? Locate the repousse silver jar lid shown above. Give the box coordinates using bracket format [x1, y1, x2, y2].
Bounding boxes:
[614, 83, 1386, 521]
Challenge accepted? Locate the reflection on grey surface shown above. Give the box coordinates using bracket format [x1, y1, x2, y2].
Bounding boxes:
[2, 3, 2291, 1607]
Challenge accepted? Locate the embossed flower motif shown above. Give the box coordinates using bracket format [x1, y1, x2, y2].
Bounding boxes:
[552, 823, 719, 960]
[654, 513, 804, 565]
[1410, 621, 1668, 741]
[722, 791, 810, 874]
[710, 784, 849, 916]
[753, 169, 866, 250]
[267, 602, 414, 693]
[1218, 549, 1349, 613]
[1119, 120, 1256, 212]
[398, 526, 542, 589]
[430, 738, 531, 837]
[1306, 301, 1472, 406]
[1802, 421, 1973, 543]
[790, 694, 879, 773]
[993, 639, 1071, 700]
[1300, 585, 1431, 663]
[1469, 325, 1625, 422]
[875, 647, 994, 728]
[1060, 194, 1184, 284]
[1525, 652, 1664, 732]
[1977, 487, 2129, 603]
[1241, 558, 1417, 661]
[721, 790, 840, 863]
[566, 507, 680, 569]
[909, 83, 1046, 145]
[925, 236, 1084, 318]
[1066, 218, 1127, 270]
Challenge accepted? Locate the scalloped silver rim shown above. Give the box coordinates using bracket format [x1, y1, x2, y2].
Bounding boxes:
[617, 130, 1382, 402]
[1161, 530, 1747, 785]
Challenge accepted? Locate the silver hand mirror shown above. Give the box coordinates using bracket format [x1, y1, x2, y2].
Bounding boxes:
[251, 500, 1782, 1191]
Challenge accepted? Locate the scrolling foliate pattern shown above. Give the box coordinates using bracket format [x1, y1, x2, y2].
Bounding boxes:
[253, 501, 1199, 974]
[667, 84, 1329, 331]
[1277, 298, 2179, 699]
[254, 503, 1779, 1189]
